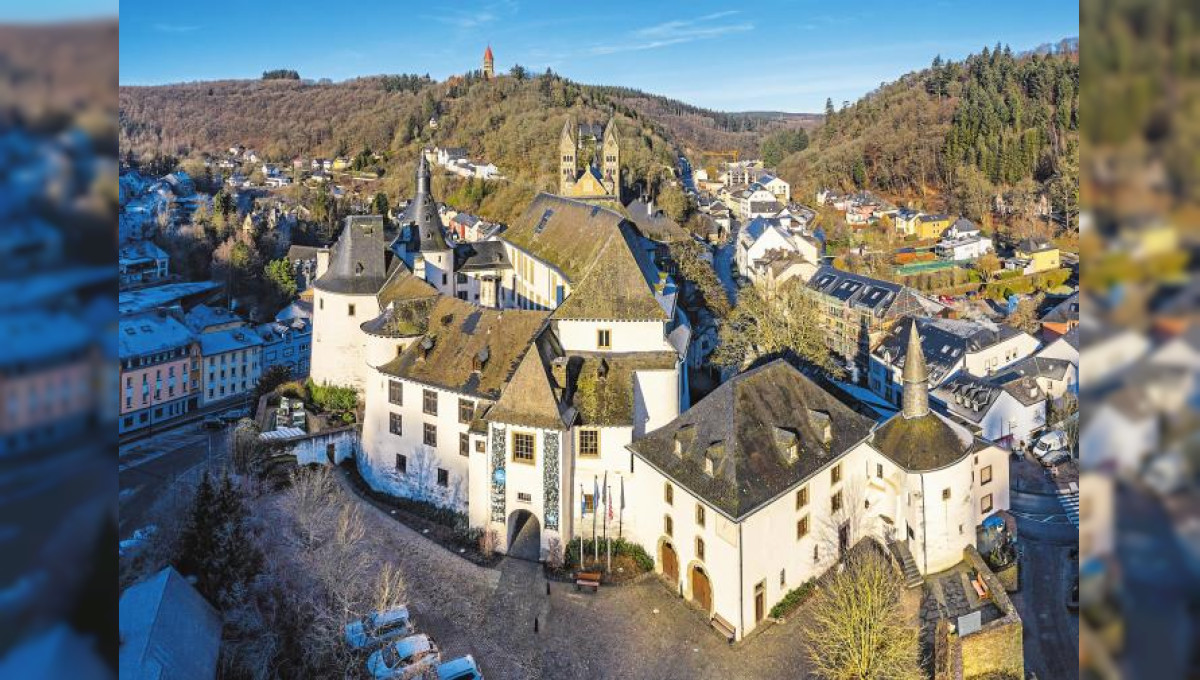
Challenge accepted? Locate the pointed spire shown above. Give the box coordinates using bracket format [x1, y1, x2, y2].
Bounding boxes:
[901, 318, 930, 419]
[416, 153, 431, 196]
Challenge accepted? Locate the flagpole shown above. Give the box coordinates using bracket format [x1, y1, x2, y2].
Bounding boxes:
[619, 476, 625, 541]
[578, 483, 584, 570]
[606, 483, 612, 572]
[601, 472, 608, 570]
[592, 475, 599, 566]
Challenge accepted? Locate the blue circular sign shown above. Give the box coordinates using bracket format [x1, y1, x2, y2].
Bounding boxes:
[493, 468, 506, 485]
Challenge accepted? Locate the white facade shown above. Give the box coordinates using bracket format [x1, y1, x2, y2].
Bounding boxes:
[310, 289, 378, 391]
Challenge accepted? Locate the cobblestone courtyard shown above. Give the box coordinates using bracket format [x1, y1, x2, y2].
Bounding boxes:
[336, 470, 821, 679]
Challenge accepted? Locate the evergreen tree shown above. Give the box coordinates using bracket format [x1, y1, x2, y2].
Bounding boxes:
[370, 191, 390, 217]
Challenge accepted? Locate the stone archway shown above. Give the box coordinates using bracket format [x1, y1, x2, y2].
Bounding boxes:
[690, 564, 713, 614]
[659, 539, 679, 584]
[506, 509, 541, 561]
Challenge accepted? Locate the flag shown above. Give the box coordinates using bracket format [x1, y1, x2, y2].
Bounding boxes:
[593, 476, 598, 511]
[580, 484, 585, 516]
[607, 485, 613, 522]
[601, 471, 607, 505]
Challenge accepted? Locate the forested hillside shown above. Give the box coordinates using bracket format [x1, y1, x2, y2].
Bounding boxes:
[779, 42, 1078, 229]
[121, 72, 714, 224]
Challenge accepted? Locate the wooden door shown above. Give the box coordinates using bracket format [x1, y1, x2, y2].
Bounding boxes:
[754, 583, 765, 622]
[661, 543, 679, 583]
[691, 566, 712, 613]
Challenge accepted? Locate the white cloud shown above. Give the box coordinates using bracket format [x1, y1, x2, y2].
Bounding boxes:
[584, 11, 752, 56]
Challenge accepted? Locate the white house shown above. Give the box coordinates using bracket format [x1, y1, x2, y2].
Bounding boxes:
[932, 373, 1046, 448]
[869, 317, 1040, 407]
[735, 217, 818, 280]
[734, 185, 781, 220]
[198, 326, 263, 406]
[755, 174, 791, 203]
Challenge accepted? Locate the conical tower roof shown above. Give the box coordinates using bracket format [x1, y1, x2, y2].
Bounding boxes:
[409, 155, 448, 252]
[901, 318, 929, 418]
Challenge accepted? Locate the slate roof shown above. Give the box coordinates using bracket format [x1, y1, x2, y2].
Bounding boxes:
[504, 194, 668, 321]
[184, 304, 243, 332]
[875, 316, 1027, 384]
[992, 355, 1072, 384]
[119, 312, 195, 359]
[377, 297, 547, 400]
[485, 341, 569, 430]
[1016, 238, 1055, 254]
[119, 566, 222, 680]
[870, 409, 975, 471]
[314, 215, 393, 295]
[199, 326, 264, 356]
[807, 265, 919, 317]
[1041, 292, 1079, 324]
[118, 240, 169, 264]
[455, 240, 511, 272]
[629, 360, 876, 519]
[375, 262, 438, 308]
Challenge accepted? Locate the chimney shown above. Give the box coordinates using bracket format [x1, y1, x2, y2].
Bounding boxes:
[550, 356, 568, 388]
[316, 249, 330, 279]
[901, 318, 930, 419]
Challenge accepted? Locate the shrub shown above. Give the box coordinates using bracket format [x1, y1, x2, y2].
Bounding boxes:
[563, 537, 653, 572]
[770, 578, 817, 619]
[305, 378, 358, 413]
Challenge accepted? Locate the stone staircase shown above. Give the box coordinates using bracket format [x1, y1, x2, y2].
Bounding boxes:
[889, 540, 924, 589]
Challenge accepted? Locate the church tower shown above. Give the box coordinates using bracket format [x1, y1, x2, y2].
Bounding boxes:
[482, 45, 494, 79]
[559, 117, 577, 195]
[601, 116, 621, 200]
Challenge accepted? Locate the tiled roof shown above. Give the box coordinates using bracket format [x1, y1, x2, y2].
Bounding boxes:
[119, 312, 195, 358]
[807, 265, 916, 317]
[870, 410, 975, 471]
[875, 317, 1026, 384]
[455, 241, 511, 272]
[629, 360, 875, 519]
[199, 326, 264, 356]
[485, 342, 567, 430]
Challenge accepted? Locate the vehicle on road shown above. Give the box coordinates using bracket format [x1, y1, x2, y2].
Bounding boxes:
[202, 417, 225, 430]
[437, 655, 483, 680]
[345, 607, 412, 650]
[1033, 430, 1068, 458]
[367, 634, 439, 679]
[1039, 450, 1071, 468]
[220, 408, 250, 423]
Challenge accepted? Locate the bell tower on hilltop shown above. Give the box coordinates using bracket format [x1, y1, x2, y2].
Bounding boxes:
[483, 45, 494, 79]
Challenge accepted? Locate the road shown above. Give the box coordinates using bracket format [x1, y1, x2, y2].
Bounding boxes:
[713, 219, 739, 305]
[1009, 477, 1080, 680]
[118, 420, 232, 539]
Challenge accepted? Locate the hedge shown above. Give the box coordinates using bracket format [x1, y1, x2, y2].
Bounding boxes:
[564, 537, 654, 573]
[769, 578, 817, 618]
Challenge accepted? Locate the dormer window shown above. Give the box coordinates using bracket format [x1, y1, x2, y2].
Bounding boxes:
[704, 457, 714, 476]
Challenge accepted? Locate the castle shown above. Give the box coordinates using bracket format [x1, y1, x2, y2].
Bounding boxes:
[308, 154, 1009, 642]
[558, 117, 621, 202]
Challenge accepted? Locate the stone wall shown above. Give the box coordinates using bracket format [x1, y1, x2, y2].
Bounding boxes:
[958, 546, 1024, 680]
[278, 425, 360, 466]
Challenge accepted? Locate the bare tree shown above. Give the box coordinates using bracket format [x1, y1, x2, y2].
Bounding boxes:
[714, 281, 842, 376]
[802, 547, 923, 680]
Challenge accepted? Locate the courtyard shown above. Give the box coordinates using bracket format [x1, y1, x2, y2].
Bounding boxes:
[332, 468, 833, 680]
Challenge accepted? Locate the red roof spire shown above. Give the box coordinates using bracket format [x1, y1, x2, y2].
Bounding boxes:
[484, 45, 493, 60]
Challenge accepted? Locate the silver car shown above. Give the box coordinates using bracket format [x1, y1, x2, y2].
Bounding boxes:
[345, 606, 412, 650]
[367, 634, 439, 679]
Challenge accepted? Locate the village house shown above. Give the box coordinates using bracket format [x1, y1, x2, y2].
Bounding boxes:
[1039, 292, 1079, 340]
[1007, 238, 1061, 274]
[119, 241, 171, 290]
[932, 372, 1047, 448]
[733, 184, 782, 221]
[755, 173, 791, 203]
[914, 213, 954, 240]
[119, 311, 200, 434]
[805, 266, 930, 383]
[934, 218, 992, 260]
[893, 208, 921, 236]
[735, 217, 817, 280]
[197, 325, 263, 406]
[868, 317, 1040, 407]
[255, 317, 312, 379]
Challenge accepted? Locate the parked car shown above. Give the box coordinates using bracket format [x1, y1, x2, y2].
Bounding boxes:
[437, 655, 483, 680]
[1033, 430, 1068, 458]
[367, 634, 439, 679]
[202, 416, 224, 430]
[220, 407, 250, 423]
[345, 607, 412, 650]
[1039, 450, 1071, 468]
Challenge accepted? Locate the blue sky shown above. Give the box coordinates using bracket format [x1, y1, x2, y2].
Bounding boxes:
[118, 0, 1078, 112]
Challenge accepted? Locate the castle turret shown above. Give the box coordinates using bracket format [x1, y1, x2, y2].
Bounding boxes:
[901, 319, 929, 419]
[601, 116, 621, 199]
[409, 155, 453, 295]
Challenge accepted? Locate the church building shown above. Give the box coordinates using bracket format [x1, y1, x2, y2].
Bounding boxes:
[558, 117, 621, 203]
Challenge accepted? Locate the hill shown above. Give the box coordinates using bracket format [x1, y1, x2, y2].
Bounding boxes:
[778, 41, 1078, 230]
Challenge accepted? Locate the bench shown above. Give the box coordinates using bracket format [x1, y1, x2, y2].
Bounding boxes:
[711, 614, 736, 643]
[574, 571, 601, 592]
[970, 574, 990, 600]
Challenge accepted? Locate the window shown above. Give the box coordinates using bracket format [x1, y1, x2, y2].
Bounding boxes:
[831, 491, 843, 513]
[458, 399, 475, 424]
[395, 454, 407, 473]
[795, 486, 808, 509]
[664, 483, 674, 505]
[876, 463, 883, 478]
[348, 304, 356, 316]
[813, 545, 820, 563]
[579, 429, 600, 457]
[780, 569, 786, 587]
[437, 468, 449, 487]
[513, 431, 535, 464]
[664, 515, 674, 536]
[943, 488, 951, 501]
[583, 493, 595, 514]
[389, 413, 402, 435]
[597, 329, 612, 350]
[423, 389, 437, 415]
[695, 503, 706, 527]
[475, 439, 486, 453]
[319, 297, 324, 310]
[831, 463, 841, 485]
[455, 433, 469, 457]
[980, 465, 993, 485]
[695, 537, 706, 561]
[423, 422, 437, 447]
[517, 492, 532, 503]
[388, 380, 403, 405]
[981, 493, 994, 514]
[797, 516, 810, 540]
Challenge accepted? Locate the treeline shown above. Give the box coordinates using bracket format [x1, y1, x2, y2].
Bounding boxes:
[780, 43, 1078, 228]
[262, 69, 300, 80]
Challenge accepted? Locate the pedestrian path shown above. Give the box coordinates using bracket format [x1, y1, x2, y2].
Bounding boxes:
[1056, 481, 1079, 526]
